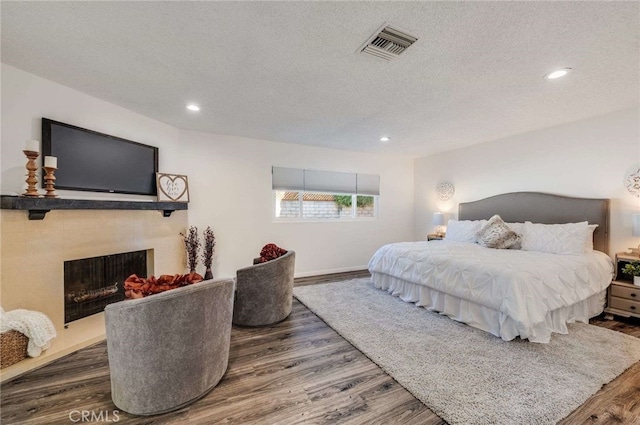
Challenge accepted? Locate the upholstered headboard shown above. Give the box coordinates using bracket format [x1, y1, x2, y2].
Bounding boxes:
[458, 192, 609, 253]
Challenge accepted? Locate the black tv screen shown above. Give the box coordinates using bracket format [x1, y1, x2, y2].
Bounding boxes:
[42, 118, 158, 195]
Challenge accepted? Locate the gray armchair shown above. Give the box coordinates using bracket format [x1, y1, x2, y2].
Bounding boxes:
[233, 251, 295, 327]
[105, 278, 234, 416]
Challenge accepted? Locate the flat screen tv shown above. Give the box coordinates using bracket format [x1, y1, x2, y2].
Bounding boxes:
[42, 118, 158, 196]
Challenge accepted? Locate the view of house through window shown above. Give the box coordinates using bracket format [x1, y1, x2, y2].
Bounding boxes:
[274, 191, 377, 219]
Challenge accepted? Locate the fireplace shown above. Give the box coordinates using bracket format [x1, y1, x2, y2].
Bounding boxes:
[64, 250, 149, 324]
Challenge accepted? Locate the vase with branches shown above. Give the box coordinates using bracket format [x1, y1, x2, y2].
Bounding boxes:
[202, 226, 216, 280]
[180, 226, 201, 274]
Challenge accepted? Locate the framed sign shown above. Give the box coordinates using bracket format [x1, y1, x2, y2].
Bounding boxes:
[156, 173, 190, 202]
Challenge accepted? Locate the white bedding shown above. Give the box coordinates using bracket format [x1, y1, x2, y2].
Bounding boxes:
[368, 241, 614, 343]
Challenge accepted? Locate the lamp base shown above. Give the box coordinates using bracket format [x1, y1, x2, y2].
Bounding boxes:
[627, 245, 640, 257]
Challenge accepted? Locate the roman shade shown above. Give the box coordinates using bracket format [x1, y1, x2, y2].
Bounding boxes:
[272, 167, 379, 196]
[271, 167, 304, 191]
[356, 174, 380, 196]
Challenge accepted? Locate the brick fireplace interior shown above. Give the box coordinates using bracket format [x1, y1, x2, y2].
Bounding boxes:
[64, 249, 149, 324]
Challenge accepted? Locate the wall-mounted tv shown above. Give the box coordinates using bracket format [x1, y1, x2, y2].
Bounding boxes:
[42, 118, 158, 196]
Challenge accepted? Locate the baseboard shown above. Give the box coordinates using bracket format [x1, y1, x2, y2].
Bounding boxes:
[294, 266, 368, 278]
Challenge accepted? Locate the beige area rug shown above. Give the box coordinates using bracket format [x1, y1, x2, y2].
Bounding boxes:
[293, 278, 640, 425]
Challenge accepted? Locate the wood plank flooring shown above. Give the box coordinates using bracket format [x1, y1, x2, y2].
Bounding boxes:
[1, 272, 639, 425]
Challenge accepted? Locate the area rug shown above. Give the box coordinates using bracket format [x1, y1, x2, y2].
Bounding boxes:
[293, 278, 640, 425]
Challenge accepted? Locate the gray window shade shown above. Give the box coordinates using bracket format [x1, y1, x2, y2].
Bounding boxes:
[304, 170, 356, 194]
[272, 167, 304, 191]
[356, 174, 380, 196]
[272, 167, 379, 195]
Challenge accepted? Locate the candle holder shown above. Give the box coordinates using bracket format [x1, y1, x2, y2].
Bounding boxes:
[22, 150, 40, 197]
[43, 166, 59, 198]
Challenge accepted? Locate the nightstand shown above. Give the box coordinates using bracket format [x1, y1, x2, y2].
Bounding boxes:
[427, 233, 444, 241]
[604, 253, 640, 319]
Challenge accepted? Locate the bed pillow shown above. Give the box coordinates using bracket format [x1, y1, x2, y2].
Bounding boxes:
[507, 222, 524, 235]
[584, 224, 598, 252]
[521, 221, 589, 255]
[476, 215, 521, 249]
[444, 219, 485, 243]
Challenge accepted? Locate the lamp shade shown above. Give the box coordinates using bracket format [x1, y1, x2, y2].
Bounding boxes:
[633, 213, 640, 237]
[433, 212, 445, 226]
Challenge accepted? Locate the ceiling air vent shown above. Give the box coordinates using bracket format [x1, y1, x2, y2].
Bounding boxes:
[360, 25, 418, 61]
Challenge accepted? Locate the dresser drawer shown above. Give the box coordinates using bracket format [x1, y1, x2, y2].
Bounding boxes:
[609, 296, 640, 314]
[610, 284, 640, 301]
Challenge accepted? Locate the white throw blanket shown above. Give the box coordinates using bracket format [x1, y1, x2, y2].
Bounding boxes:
[1, 308, 56, 357]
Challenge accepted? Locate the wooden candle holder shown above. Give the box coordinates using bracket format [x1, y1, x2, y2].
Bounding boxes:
[43, 166, 59, 198]
[22, 150, 40, 197]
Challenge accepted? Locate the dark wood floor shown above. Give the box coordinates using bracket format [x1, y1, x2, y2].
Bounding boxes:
[1, 271, 639, 425]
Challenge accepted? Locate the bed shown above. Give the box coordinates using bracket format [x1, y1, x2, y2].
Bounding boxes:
[368, 192, 614, 343]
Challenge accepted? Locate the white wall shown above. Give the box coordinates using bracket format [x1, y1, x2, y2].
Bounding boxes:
[179, 129, 414, 277]
[414, 107, 640, 256]
[1, 64, 415, 279]
[1, 64, 180, 200]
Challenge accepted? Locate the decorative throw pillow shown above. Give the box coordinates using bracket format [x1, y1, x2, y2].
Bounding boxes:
[259, 243, 288, 263]
[476, 215, 521, 249]
[521, 221, 589, 255]
[124, 273, 203, 299]
[505, 222, 525, 249]
[444, 219, 486, 243]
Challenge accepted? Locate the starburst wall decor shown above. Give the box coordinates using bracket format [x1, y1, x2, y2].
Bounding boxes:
[624, 164, 640, 198]
[436, 181, 455, 201]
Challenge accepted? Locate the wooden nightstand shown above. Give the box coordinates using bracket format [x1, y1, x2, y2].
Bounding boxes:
[427, 233, 444, 241]
[604, 253, 640, 319]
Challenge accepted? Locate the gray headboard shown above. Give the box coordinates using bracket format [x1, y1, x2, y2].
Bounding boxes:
[458, 192, 609, 253]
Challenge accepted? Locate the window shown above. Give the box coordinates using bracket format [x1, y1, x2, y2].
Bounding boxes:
[272, 167, 379, 220]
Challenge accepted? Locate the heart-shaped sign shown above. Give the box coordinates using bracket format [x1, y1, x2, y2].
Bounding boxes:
[158, 174, 188, 202]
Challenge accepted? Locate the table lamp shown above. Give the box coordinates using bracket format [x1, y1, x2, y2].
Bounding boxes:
[631, 213, 640, 256]
[433, 212, 445, 237]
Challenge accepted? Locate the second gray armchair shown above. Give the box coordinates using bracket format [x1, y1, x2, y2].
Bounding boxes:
[233, 250, 295, 327]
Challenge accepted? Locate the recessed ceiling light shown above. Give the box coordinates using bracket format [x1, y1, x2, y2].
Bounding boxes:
[186, 104, 200, 112]
[380, 136, 390, 142]
[544, 68, 572, 80]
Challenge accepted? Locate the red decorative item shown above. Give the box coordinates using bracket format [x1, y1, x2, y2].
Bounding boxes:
[258, 244, 288, 263]
[124, 273, 203, 299]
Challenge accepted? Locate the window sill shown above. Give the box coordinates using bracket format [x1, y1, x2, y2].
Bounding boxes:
[272, 217, 377, 224]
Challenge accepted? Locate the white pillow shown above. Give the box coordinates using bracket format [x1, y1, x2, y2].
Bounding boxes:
[584, 224, 598, 252]
[521, 221, 589, 255]
[444, 219, 486, 243]
[506, 222, 524, 235]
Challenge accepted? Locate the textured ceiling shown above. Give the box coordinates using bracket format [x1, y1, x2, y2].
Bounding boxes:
[2, 1, 638, 157]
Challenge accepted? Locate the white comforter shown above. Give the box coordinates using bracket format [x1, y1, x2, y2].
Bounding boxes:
[368, 241, 613, 338]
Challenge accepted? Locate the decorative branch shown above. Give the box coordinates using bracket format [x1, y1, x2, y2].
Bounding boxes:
[180, 226, 201, 273]
[202, 226, 216, 269]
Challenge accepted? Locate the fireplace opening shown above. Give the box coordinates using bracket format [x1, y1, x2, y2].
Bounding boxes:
[64, 250, 149, 324]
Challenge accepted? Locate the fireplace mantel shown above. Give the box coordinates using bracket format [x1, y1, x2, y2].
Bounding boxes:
[0, 195, 187, 220]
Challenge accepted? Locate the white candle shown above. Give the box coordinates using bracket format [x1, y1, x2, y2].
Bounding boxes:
[25, 140, 40, 152]
[44, 156, 57, 168]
